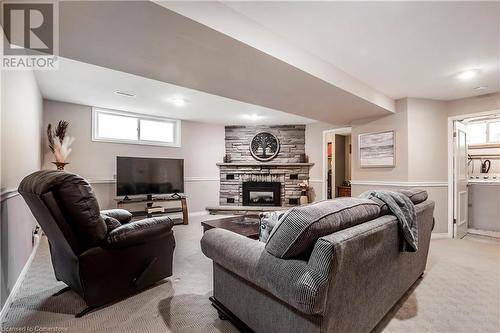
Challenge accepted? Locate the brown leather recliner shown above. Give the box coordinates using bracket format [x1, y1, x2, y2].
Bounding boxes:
[18, 170, 175, 317]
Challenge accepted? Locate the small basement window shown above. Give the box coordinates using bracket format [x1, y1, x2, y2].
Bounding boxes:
[92, 108, 181, 147]
[488, 121, 500, 143]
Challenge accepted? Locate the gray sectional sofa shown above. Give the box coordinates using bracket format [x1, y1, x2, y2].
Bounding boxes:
[201, 191, 434, 333]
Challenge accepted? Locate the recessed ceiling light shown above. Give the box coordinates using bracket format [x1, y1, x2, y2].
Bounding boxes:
[473, 86, 488, 91]
[169, 97, 186, 107]
[114, 90, 136, 97]
[243, 114, 264, 121]
[456, 69, 480, 80]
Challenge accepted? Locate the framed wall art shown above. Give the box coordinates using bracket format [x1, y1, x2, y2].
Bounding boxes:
[358, 130, 395, 168]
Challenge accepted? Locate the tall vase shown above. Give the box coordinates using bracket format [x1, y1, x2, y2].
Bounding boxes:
[300, 190, 309, 205]
[52, 162, 69, 170]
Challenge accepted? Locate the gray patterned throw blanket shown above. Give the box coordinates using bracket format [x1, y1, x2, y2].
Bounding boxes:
[359, 190, 418, 252]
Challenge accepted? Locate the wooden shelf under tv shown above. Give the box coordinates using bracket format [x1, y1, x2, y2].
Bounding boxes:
[114, 196, 188, 225]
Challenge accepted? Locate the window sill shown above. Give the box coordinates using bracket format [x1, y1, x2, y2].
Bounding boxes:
[91, 137, 181, 148]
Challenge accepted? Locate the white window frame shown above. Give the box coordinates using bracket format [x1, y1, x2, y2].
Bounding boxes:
[92, 107, 181, 147]
[468, 119, 500, 144]
[486, 120, 500, 143]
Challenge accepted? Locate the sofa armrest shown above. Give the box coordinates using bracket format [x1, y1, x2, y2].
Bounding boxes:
[101, 209, 133, 224]
[312, 200, 435, 332]
[107, 216, 173, 248]
[201, 228, 266, 280]
[201, 228, 329, 315]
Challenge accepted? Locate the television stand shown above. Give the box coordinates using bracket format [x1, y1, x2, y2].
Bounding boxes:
[114, 195, 188, 225]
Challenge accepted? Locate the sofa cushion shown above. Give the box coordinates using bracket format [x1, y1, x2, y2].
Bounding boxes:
[259, 211, 286, 243]
[365, 189, 428, 218]
[368, 196, 390, 216]
[398, 189, 428, 204]
[265, 198, 380, 258]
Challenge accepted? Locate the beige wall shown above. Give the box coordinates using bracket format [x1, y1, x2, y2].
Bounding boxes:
[42, 100, 331, 210]
[42, 100, 225, 212]
[407, 98, 448, 181]
[352, 99, 409, 182]
[351, 93, 500, 236]
[1, 71, 43, 190]
[406, 99, 449, 233]
[1, 69, 42, 309]
[447, 92, 500, 117]
[351, 98, 449, 233]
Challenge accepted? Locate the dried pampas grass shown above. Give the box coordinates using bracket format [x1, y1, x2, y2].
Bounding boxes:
[47, 120, 74, 163]
[53, 135, 75, 163]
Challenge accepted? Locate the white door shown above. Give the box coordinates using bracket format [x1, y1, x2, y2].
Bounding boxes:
[454, 121, 468, 238]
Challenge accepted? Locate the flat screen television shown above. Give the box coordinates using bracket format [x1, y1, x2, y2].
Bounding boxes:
[116, 157, 184, 197]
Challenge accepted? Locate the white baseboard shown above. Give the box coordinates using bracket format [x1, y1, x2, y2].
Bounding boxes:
[0, 234, 41, 323]
[431, 232, 450, 239]
[467, 228, 500, 239]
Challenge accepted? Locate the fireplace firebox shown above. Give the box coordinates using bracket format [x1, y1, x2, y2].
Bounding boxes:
[242, 182, 281, 207]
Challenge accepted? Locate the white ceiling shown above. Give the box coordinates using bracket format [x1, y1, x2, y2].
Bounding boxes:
[34, 57, 315, 125]
[37, 1, 499, 128]
[165, 1, 500, 101]
[55, 1, 392, 127]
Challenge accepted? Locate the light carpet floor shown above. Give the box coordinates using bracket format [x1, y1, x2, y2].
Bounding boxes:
[1, 215, 499, 333]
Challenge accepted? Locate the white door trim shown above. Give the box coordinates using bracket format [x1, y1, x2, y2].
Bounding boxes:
[322, 127, 351, 200]
[447, 109, 500, 239]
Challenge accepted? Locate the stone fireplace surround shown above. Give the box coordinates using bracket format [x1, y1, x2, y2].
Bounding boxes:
[207, 125, 313, 214]
[217, 162, 313, 208]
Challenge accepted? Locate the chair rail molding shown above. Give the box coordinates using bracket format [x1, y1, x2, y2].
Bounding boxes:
[0, 188, 20, 202]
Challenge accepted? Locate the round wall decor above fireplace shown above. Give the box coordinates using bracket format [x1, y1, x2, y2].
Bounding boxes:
[250, 132, 280, 161]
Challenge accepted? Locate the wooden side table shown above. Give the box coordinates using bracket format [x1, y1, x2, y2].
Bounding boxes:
[337, 186, 351, 197]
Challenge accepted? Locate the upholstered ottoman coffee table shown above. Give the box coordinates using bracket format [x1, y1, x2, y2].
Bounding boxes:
[201, 216, 260, 239]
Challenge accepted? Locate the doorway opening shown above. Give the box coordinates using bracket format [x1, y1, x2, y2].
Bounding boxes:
[323, 128, 352, 200]
[448, 111, 500, 239]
